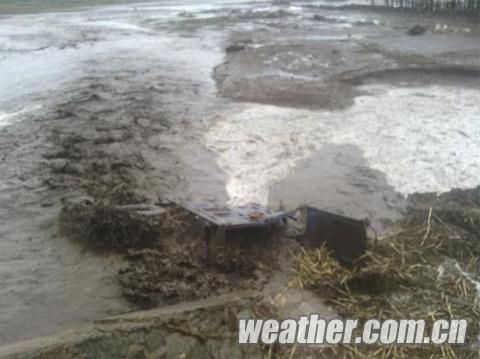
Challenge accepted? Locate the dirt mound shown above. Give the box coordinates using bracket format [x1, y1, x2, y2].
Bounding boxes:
[59, 193, 275, 308]
[407, 186, 480, 235]
[118, 231, 279, 308]
[60, 197, 166, 250]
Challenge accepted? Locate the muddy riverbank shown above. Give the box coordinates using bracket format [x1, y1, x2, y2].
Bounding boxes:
[0, 0, 479, 346]
[1, 185, 480, 357]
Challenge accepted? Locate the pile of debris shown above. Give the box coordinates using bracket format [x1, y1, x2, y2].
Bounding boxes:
[59, 179, 480, 357]
[116, 201, 294, 307]
[118, 238, 272, 308]
[60, 196, 165, 250]
[60, 191, 370, 309]
[289, 187, 480, 358]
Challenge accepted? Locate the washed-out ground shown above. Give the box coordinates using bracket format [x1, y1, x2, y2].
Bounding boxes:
[1, 188, 480, 358]
[0, 0, 479, 348]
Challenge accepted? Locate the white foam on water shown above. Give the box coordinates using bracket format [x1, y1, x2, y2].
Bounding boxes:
[0, 105, 43, 129]
[205, 105, 329, 204]
[308, 0, 372, 6]
[119, 0, 254, 15]
[205, 83, 480, 205]
[0, 14, 95, 114]
[0, 48, 81, 105]
[334, 84, 480, 194]
[0, 111, 16, 128]
[77, 19, 152, 32]
[0, 5, 224, 128]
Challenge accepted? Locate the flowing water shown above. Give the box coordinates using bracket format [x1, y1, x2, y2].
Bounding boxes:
[0, 0, 479, 345]
[204, 83, 480, 205]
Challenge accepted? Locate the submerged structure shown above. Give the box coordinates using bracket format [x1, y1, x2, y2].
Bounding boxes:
[175, 200, 367, 263]
[304, 207, 367, 265]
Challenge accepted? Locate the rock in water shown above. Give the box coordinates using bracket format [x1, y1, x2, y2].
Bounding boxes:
[225, 44, 245, 53]
[407, 25, 427, 36]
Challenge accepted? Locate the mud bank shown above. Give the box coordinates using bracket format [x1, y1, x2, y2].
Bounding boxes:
[208, 3, 480, 205]
[269, 144, 405, 230]
[0, 5, 226, 344]
[0, 0, 479, 346]
[0, 292, 265, 359]
[214, 15, 480, 110]
[1, 185, 480, 358]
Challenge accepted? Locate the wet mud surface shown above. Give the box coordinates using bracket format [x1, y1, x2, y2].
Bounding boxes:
[269, 144, 406, 230]
[0, 0, 479, 345]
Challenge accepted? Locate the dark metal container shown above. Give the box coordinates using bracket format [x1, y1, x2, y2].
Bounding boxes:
[305, 207, 367, 265]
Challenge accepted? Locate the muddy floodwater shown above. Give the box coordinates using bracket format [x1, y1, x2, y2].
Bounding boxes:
[0, 0, 479, 345]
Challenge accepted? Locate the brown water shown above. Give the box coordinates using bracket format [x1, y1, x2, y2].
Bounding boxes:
[0, 0, 479, 345]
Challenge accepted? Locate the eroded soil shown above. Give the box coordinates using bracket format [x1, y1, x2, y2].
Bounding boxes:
[0, 0, 479, 345]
